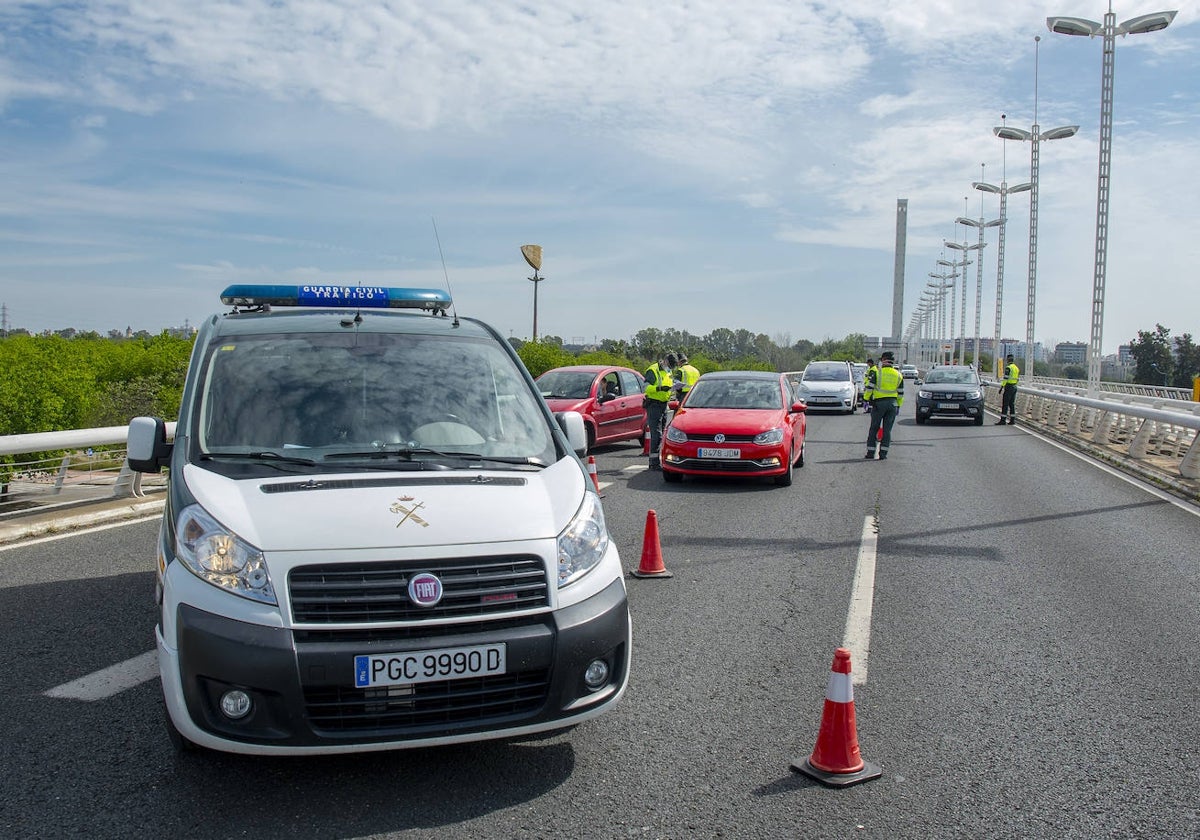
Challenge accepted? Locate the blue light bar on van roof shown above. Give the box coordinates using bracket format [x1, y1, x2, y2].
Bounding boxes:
[219, 284, 451, 311]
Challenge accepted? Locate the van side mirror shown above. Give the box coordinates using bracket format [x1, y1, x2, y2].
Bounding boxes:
[127, 416, 172, 472]
[554, 411, 588, 456]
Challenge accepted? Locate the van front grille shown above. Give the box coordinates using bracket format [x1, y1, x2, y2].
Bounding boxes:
[289, 556, 550, 623]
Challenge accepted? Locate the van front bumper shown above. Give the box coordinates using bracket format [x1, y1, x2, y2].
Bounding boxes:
[160, 577, 630, 755]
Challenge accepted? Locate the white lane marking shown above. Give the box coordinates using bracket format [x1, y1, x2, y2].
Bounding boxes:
[841, 516, 878, 686]
[44, 650, 158, 701]
[622, 465, 648, 473]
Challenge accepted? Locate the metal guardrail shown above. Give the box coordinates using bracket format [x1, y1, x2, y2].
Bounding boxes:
[1024, 376, 1197, 404]
[982, 382, 1199, 499]
[0, 424, 175, 515]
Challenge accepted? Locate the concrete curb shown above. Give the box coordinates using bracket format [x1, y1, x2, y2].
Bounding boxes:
[0, 497, 164, 544]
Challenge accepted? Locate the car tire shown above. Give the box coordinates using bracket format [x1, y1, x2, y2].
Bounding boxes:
[662, 468, 682, 483]
[974, 413, 984, 426]
[774, 448, 794, 486]
[797, 440, 805, 468]
[915, 414, 927, 425]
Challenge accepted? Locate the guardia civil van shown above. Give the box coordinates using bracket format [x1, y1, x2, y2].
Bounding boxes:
[126, 285, 631, 755]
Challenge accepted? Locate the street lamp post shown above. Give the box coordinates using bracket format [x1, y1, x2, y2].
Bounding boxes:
[937, 253, 970, 365]
[995, 37, 1079, 383]
[927, 273, 956, 365]
[520, 244, 544, 342]
[1048, 4, 1177, 394]
[974, 160, 1033, 377]
[958, 165, 1004, 373]
[946, 227, 984, 367]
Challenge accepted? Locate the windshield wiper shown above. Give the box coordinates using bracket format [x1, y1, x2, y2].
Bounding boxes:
[200, 451, 318, 466]
[323, 448, 547, 468]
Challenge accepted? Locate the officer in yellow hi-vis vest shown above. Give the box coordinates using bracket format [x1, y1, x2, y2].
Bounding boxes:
[996, 354, 1019, 425]
[865, 351, 904, 460]
[643, 352, 675, 468]
[672, 351, 700, 400]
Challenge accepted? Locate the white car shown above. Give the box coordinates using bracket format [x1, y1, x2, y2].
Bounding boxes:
[900, 364, 920, 380]
[795, 360, 857, 414]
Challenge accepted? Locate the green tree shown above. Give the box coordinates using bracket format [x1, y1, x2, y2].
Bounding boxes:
[1172, 333, 1199, 389]
[516, 341, 574, 378]
[1129, 325, 1173, 385]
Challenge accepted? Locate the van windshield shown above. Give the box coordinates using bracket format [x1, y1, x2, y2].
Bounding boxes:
[195, 331, 555, 464]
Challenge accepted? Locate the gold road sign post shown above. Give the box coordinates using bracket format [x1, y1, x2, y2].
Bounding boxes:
[521, 245, 544, 342]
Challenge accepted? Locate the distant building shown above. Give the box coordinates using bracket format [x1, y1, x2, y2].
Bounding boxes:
[1054, 342, 1087, 364]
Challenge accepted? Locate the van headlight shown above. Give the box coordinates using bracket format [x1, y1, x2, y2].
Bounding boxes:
[175, 504, 277, 604]
[557, 491, 609, 588]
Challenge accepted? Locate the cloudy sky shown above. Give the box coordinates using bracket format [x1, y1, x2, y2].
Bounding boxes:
[1, 1, 1198, 354]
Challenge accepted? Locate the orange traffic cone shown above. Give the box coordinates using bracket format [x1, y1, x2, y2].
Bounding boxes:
[630, 510, 672, 578]
[587, 455, 601, 493]
[642, 426, 651, 455]
[791, 648, 882, 787]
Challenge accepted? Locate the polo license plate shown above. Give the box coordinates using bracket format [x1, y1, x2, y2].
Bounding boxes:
[698, 447, 740, 458]
[354, 643, 506, 688]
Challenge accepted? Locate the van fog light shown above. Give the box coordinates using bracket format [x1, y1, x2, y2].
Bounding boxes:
[583, 659, 610, 690]
[220, 690, 253, 720]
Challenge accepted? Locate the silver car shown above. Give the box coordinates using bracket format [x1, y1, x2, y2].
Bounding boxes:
[795, 360, 857, 414]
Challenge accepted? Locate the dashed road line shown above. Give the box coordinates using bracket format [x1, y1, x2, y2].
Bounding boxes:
[841, 515, 878, 685]
[44, 651, 158, 701]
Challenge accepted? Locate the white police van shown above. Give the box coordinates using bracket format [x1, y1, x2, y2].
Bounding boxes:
[126, 285, 631, 755]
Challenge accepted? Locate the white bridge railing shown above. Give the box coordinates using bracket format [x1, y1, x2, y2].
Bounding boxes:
[0, 424, 176, 515]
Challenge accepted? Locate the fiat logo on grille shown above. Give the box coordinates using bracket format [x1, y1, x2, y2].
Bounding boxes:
[408, 572, 443, 607]
[715, 433, 726, 444]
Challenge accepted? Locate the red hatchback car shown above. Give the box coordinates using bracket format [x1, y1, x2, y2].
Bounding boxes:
[535, 365, 647, 452]
[660, 370, 807, 486]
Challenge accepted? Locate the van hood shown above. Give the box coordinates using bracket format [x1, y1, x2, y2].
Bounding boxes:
[181, 459, 587, 552]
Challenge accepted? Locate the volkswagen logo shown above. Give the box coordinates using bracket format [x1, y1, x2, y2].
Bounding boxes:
[714, 433, 726, 444]
[408, 572, 444, 607]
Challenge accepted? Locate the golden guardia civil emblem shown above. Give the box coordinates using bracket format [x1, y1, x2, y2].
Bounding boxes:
[390, 496, 429, 528]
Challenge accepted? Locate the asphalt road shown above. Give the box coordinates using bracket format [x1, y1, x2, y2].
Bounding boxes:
[2, 406, 1198, 839]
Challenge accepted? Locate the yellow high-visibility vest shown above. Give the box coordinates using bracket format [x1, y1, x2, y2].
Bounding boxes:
[869, 366, 905, 405]
[643, 364, 674, 402]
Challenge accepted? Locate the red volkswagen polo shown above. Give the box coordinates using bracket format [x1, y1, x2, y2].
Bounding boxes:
[660, 370, 807, 486]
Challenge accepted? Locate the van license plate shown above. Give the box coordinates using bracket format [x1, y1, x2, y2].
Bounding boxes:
[354, 643, 506, 688]
[698, 448, 740, 458]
